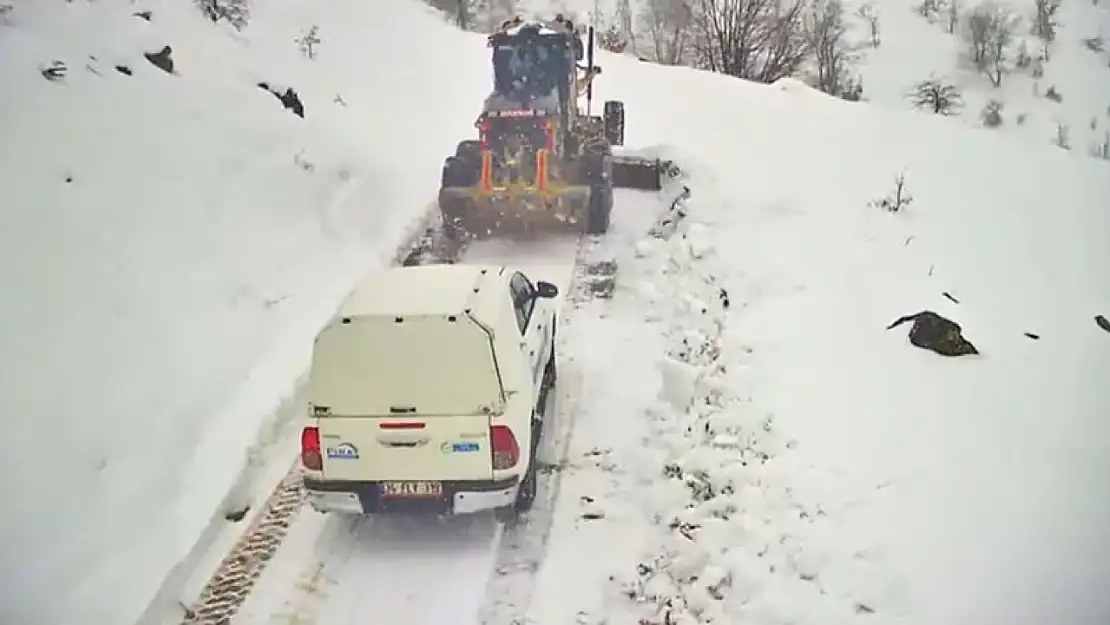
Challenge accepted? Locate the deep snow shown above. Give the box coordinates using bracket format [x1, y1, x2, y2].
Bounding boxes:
[2, 1, 1109, 625]
[0, 1, 489, 624]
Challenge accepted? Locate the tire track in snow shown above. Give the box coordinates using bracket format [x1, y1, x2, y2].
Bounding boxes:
[176, 212, 454, 625]
[181, 462, 304, 624]
[476, 238, 603, 625]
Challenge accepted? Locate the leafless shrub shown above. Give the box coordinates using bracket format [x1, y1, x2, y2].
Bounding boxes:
[871, 172, 914, 213]
[856, 3, 881, 47]
[907, 78, 964, 114]
[1090, 132, 1110, 160]
[688, 0, 812, 84]
[962, 1, 1020, 86]
[294, 150, 315, 172]
[1053, 123, 1071, 150]
[195, 0, 250, 31]
[981, 99, 1004, 126]
[295, 25, 321, 60]
[597, 22, 629, 52]
[1031, 0, 1060, 43]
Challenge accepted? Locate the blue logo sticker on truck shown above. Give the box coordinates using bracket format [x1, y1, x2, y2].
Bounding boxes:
[326, 442, 359, 460]
[441, 441, 480, 454]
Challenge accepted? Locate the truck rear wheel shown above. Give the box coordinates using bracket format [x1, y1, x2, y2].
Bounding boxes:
[515, 459, 538, 512]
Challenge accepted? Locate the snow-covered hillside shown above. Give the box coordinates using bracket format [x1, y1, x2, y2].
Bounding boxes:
[850, 0, 1110, 157]
[0, 2, 487, 624]
[528, 0, 1110, 156]
[2, 1, 1109, 625]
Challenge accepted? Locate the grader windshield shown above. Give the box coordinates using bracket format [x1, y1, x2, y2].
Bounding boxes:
[490, 29, 573, 105]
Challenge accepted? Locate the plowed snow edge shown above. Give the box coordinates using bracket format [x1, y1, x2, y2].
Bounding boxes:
[176, 212, 454, 625]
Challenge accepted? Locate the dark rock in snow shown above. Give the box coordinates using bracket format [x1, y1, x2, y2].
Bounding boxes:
[223, 505, 249, 522]
[257, 82, 305, 118]
[886, 310, 979, 357]
[1096, 315, 1110, 334]
[133, 10, 152, 22]
[114, 65, 132, 76]
[144, 46, 174, 74]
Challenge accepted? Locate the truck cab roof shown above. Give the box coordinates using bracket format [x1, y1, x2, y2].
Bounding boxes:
[336, 263, 512, 322]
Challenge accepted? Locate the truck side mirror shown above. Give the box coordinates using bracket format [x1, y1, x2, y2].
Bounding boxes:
[535, 281, 559, 298]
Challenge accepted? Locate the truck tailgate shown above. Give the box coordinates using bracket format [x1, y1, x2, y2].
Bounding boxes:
[318, 415, 492, 482]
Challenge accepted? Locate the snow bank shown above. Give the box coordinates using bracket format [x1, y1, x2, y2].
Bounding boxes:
[582, 52, 1110, 625]
[0, 1, 490, 623]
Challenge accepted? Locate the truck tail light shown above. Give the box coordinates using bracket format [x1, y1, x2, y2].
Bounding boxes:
[490, 425, 520, 470]
[301, 426, 322, 471]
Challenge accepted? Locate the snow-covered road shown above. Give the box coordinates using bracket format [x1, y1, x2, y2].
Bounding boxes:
[174, 189, 674, 625]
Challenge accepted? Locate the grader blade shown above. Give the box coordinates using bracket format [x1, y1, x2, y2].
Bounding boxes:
[611, 155, 665, 191]
[438, 183, 591, 240]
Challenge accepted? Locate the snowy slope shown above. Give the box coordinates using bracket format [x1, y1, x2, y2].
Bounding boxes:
[523, 53, 1110, 625]
[4, 1, 1110, 625]
[0, 2, 489, 624]
[529, 0, 1110, 156]
[849, 0, 1110, 157]
[205, 8, 1109, 625]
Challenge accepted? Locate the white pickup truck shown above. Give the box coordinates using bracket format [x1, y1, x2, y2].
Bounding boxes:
[300, 263, 559, 519]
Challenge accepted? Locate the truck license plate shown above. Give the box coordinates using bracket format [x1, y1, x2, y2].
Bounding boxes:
[380, 481, 443, 498]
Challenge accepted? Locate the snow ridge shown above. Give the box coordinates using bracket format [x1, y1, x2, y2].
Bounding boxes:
[618, 204, 901, 625]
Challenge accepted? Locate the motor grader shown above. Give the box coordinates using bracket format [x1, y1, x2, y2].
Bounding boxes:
[437, 15, 663, 240]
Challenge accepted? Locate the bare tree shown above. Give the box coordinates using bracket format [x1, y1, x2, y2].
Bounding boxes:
[917, 0, 942, 21]
[689, 0, 811, 83]
[962, 2, 1020, 86]
[195, 0, 250, 31]
[637, 0, 693, 65]
[947, 0, 961, 33]
[475, 0, 519, 32]
[907, 78, 964, 114]
[615, 0, 636, 51]
[1031, 0, 1060, 43]
[807, 0, 856, 97]
[421, 0, 477, 30]
[856, 3, 881, 47]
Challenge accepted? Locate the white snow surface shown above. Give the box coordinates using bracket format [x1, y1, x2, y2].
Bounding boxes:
[2, 1, 1110, 625]
[0, 1, 489, 624]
